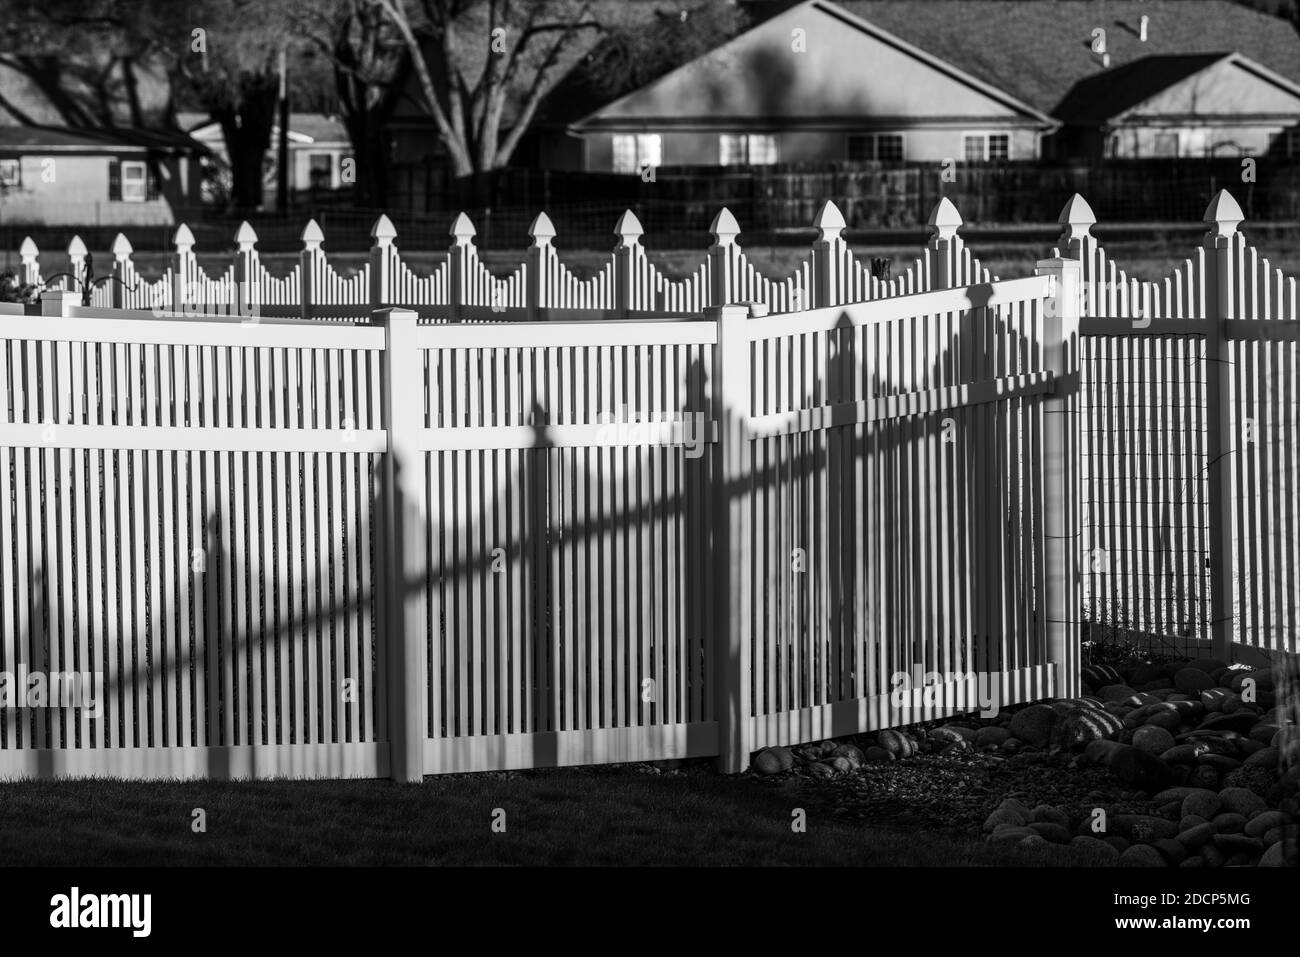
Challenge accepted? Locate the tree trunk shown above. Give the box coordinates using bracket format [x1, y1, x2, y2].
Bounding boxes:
[213, 75, 278, 213]
[342, 110, 391, 208]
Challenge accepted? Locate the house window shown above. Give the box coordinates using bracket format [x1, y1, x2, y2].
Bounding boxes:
[0, 158, 19, 187]
[1284, 127, 1300, 157]
[962, 133, 1011, 162]
[847, 133, 905, 162]
[612, 134, 662, 174]
[308, 153, 333, 189]
[1151, 132, 1179, 158]
[120, 160, 148, 202]
[720, 134, 778, 166]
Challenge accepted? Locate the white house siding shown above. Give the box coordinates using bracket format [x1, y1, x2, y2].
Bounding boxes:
[0, 155, 175, 226]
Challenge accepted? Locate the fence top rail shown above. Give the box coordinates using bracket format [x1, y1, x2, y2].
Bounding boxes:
[0, 310, 387, 350]
[414, 315, 716, 349]
[744, 274, 1053, 341]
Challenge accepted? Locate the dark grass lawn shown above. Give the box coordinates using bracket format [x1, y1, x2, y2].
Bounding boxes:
[1, 764, 1108, 866]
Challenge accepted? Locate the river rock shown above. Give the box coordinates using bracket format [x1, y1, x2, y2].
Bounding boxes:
[1119, 844, 1167, 867]
[1181, 790, 1221, 820]
[1133, 725, 1176, 755]
[975, 726, 1010, 749]
[753, 747, 794, 774]
[1175, 669, 1215, 694]
[1110, 744, 1175, 793]
[1220, 787, 1268, 819]
[1177, 822, 1217, 848]
[1098, 683, 1138, 702]
[1009, 704, 1059, 747]
[1245, 810, 1290, 837]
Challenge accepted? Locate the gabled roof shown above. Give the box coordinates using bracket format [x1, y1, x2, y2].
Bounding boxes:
[1054, 51, 1300, 124]
[573, 0, 1057, 130]
[180, 111, 349, 145]
[834, 0, 1300, 116]
[0, 124, 205, 154]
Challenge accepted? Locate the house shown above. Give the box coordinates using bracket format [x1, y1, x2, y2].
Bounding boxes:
[561, 0, 1058, 170]
[0, 125, 205, 227]
[549, 0, 1300, 169]
[180, 112, 354, 202]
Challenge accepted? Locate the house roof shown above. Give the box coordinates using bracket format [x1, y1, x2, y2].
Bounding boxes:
[0, 124, 205, 154]
[833, 0, 1300, 117]
[179, 111, 349, 145]
[571, 0, 1056, 131]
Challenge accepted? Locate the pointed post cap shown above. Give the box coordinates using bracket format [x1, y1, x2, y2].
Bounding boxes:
[370, 214, 397, 247]
[1058, 193, 1096, 243]
[927, 197, 962, 241]
[19, 236, 38, 259]
[613, 209, 644, 245]
[813, 200, 846, 242]
[528, 211, 557, 246]
[1203, 189, 1244, 238]
[450, 212, 476, 244]
[67, 235, 88, 258]
[710, 207, 741, 245]
[110, 233, 133, 260]
[173, 223, 195, 252]
[234, 220, 259, 251]
[301, 219, 325, 249]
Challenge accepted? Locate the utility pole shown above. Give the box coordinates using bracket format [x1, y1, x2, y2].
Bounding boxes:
[276, 45, 290, 215]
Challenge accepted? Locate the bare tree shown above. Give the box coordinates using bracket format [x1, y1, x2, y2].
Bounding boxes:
[370, 0, 600, 177]
[295, 0, 411, 207]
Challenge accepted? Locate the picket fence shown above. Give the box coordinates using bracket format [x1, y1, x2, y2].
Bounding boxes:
[0, 188, 1294, 781]
[19, 204, 965, 323]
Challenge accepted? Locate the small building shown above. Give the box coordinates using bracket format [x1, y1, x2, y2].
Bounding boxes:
[180, 112, 354, 202]
[0, 125, 205, 226]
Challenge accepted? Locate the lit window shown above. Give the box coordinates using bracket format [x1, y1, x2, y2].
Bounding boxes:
[0, 158, 19, 187]
[962, 133, 1011, 162]
[121, 160, 147, 202]
[847, 133, 905, 161]
[612, 134, 662, 174]
[720, 134, 777, 166]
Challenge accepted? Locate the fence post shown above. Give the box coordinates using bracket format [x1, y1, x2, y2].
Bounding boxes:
[234, 221, 259, 320]
[708, 208, 740, 308]
[66, 235, 88, 303]
[171, 224, 195, 314]
[1202, 189, 1244, 663]
[613, 209, 643, 316]
[20, 236, 39, 287]
[1057, 194, 1096, 265]
[300, 219, 324, 321]
[449, 212, 475, 322]
[706, 302, 753, 772]
[811, 201, 845, 309]
[370, 214, 397, 312]
[40, 290, 80, 317]
[1036, 255, 1083, 700]
[927, 197, 962, 289]
[374, 306, 428, 782]
[527, 212, 556, 322]
[110, 233, 132, 309]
